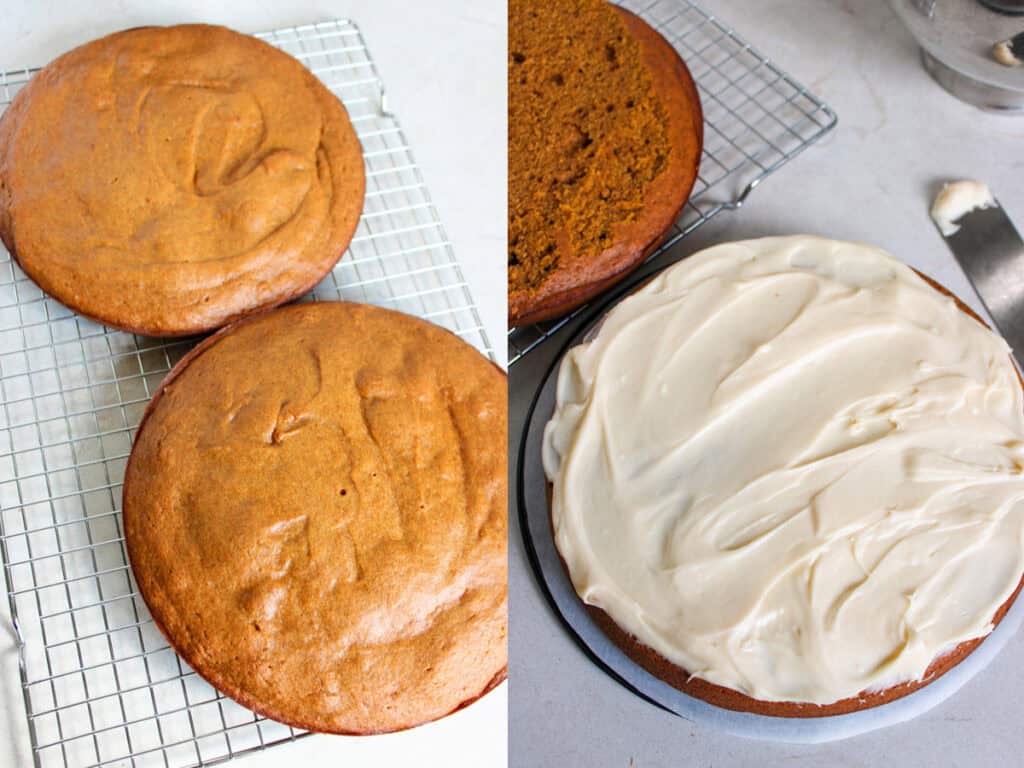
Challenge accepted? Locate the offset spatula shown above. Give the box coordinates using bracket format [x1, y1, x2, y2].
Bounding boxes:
[932, 181, 1024, 362]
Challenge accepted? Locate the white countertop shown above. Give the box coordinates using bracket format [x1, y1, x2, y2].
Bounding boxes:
[0, 2, 507, 767]
[510, 0, 1024, 766]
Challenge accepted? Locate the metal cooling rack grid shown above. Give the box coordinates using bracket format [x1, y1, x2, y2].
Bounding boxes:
[0, 18, 492, 768]
[507, 0, 838, 364]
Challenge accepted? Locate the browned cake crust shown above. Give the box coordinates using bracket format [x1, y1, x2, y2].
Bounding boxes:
[123, 302, 507, 734]
[0, 25, 365, 337]
[548, 271, 1024, 717]
[508, 1, 703, 326]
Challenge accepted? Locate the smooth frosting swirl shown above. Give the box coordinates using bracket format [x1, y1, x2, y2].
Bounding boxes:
[543, 236, 1024, 705]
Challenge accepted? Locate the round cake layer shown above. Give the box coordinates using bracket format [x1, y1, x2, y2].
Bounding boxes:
[508, 0, 702, 326]
[124, 302, 507, 734]
[543, 236, 1024, 711]
[0, 24, 365, 336]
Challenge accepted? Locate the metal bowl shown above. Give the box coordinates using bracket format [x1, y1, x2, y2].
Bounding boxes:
[978, 0, 1024, 14]
[890, 0, 1024, 112]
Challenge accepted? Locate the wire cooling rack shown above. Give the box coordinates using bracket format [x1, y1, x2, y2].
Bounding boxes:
[507, 0, 838, 364]
[0, 19, 491, 768]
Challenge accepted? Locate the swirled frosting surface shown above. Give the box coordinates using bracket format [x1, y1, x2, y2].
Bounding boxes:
[543, 236, 1024, 704]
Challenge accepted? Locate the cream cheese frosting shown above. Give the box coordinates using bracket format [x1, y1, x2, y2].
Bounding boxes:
[930, 181, 996, 237]
[543, 236, 1024, 706]
[993, 40, 1022, 68]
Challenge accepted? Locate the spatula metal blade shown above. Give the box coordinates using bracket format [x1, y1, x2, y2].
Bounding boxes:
[941, 202, 1024, 360]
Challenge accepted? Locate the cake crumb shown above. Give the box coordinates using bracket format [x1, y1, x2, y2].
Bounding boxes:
[508, 0, 671, 293]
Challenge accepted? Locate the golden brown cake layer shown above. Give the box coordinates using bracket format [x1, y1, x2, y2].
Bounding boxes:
[508, 0, 702, 325]
[0, 25, 365, 336]
[124, 302, 507, 733]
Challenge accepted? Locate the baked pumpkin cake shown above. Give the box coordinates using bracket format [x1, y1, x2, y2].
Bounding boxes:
[123, 302, 507, 734]
[0, 24, 365, 336]
[508, 0, 703, 326]
[543, 236, 1024, 715]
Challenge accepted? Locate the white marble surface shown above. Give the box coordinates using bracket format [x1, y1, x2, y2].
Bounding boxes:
[0, 2, 506, 768]
[510, 1, 1024, 766]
